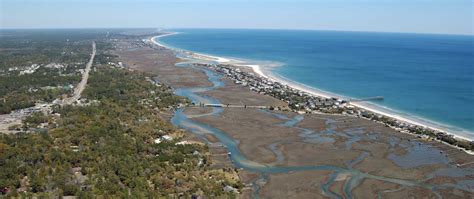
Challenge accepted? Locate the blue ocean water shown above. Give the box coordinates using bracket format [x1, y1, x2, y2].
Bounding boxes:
[159, 29, 474, 138]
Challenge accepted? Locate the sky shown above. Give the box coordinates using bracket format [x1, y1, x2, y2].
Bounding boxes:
[0, 0, 473, 35]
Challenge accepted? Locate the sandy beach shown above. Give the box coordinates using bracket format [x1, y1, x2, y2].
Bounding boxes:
[264, 70, 474, 142]
[151, 33, 474, 143]
[116, 34, 474, 198]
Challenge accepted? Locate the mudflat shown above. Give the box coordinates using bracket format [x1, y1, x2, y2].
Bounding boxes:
[115, 40, 212, 88]
[116, 39, 474, 198]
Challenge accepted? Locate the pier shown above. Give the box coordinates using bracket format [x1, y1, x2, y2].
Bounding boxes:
[348, 96, 384, 102]
[190, 103, 269, 109]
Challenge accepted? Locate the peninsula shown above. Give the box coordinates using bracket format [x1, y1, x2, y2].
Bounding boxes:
[122, 30, 474, 198]
[1, 29, 473, 198]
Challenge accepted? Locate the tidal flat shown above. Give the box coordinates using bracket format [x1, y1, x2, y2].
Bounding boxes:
[116, 37, 474, 198]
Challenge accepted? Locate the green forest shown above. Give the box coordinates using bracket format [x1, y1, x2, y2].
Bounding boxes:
[0, 65, 241, 197]
[0, 30, 241, 197]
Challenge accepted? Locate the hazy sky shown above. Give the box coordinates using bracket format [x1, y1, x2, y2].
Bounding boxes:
[1, 0, 473, 35]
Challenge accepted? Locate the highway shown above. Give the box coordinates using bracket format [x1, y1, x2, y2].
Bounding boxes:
[64, 41, 96, 104]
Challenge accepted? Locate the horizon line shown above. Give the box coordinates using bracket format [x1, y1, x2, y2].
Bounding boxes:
[0, 27, 472, 37]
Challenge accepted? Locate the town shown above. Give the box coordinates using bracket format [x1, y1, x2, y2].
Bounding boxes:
[0, 30, 242, 197]
[193, 62, 474, 152]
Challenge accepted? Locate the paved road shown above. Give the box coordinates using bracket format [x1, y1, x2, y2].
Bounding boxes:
[192, 103, 269, 109]
[1, 42, 95, 133]
[64, 41, 96, 104]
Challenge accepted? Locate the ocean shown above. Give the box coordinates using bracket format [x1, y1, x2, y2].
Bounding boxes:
[158, 29, 474, 139]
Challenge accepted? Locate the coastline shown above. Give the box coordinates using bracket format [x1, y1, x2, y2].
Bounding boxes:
[116, 33, 474, 197]
[263, 70, 474, 141]
[150, 34, 474, 145]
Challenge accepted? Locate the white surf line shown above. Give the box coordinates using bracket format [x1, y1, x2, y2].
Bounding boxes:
[150, 32, 177, 48]
[149, 33, 474, 148]
[151, 33, 235, 64]
[256, 57, 474, 144]
[272, 71, 473, 142]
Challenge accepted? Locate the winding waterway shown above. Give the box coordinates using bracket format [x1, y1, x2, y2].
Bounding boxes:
[168, 54, 473, 198]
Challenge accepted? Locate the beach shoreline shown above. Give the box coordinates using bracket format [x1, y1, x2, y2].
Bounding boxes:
[120, 34, 474, 197]
[263, 70, 474, 141]
[150, 34, 474, 145]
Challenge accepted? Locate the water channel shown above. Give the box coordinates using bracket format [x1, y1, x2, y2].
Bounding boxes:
[168, 55, 473, 198]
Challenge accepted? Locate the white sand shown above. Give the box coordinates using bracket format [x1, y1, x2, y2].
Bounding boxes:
[149, 33, 474, 142]
[151, 33, 177, 48]
[264, 69, 473, 142]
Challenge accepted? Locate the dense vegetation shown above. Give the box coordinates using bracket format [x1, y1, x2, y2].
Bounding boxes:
[0, 31, 241, 197]
[0, 30, 93, 113]
[0, 30, 119, 113]
[0, 68, 81, 113]
[0, 65, 241, 197]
